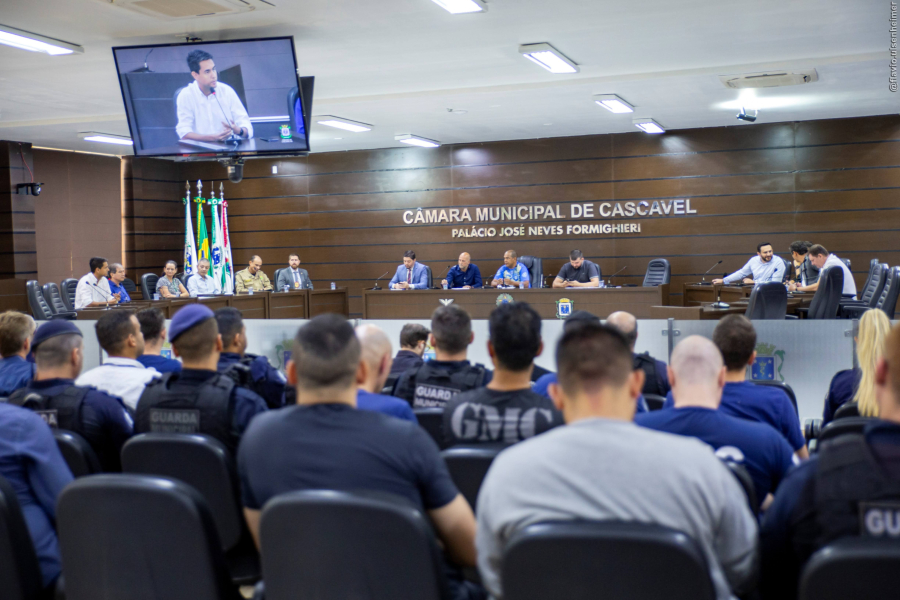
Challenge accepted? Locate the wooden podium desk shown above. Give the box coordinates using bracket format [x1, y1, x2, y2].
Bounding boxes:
[683, 283, 753, 307]
[651, 293, 813, 320]
[362, 285, 669, 320]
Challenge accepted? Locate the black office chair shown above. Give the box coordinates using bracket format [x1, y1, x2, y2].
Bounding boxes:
[799, 538, 900, 600]
[833, 401, 860, 420]
[259, 490, 448, 600]
[721, 459, 758, 512]
[54, 430, 101, 477]
[816, 417, 875, 446]
[122, 277, 137, 296]
[25, 280, 53, 320]
[642, 258, 671, 286]
[753, 380, 798, 416]
[182, 273, 194, 291]
[744, 282, 788, 320]
[502, 520, 716, 600]
[41, 283, 77, 319]
[60, 278, 78, 312]
[518, 256, 543, 288]
[121, 433, 260, 585]
[782, 257, 792, 283]
[802, 267, 844, 319]
[57, 474, 242, 600]
[840, 257, 852, 269]
[423, 265, 434, 289]
[0, 475, 46, 600]
[273, 268, 287, 289]
[846, 266, 900, 320]
[841, 262, 887, 318]
[441, 446, 501, 510]
[414, 408, 445, 448]
[644, 393, 666, 411]
[141, 272, 159, 299]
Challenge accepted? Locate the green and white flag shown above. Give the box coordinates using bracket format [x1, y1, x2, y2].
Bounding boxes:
[183, 183, 197, 275]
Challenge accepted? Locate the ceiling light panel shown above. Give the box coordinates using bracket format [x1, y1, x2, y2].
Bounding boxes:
[518, 43, 578, 74]
[0, 24, 83, 55]
[79, 132, 133, 145]
[593, 94, 634, 113]
[632, 118, 665, 134]
[315, 116, 373, 133]
[431, 0, 487, 14]
[395, 134, 441, 148]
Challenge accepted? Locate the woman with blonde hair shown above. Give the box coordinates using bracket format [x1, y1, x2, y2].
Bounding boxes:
[823, 309, 892, 422]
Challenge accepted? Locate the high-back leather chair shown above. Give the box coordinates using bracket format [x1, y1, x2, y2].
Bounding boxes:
[259, 490, 448, 600]
[423, 265, 433, 289]
[413, 408, 444, 449]
[721, 459, 758, 511]
[141, 273, 159, 299]
[806, 267, 844, 319]
[122, 277, 137, 296]
[875, 266, 900, 319]
[833, 402, 860, 420]
[57, 474, 242, 600]
[121, 433, 260, 585]
[518, 256, 543, 288]
[0, 475, 46, 600]
[502, 521, 716, 600]
[274, 268, 287, 289]
[41, 283, 77, 319]
[60, 278, 79, 311]
[642, 259, 670, 286]
[817, 417, 876, 446]
[844, 265, 898, 319]
[441, 446, 501, 510]
[25, 280, 53, 320]
[744, 282, 788, 319]
[800, 538, 900, 600]
[782, 257, 792, 283]
[753, 380, 798, 415]
[54, 430, 101, 477]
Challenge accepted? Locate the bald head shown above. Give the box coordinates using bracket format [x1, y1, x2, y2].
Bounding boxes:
[607, 311, 637, 350]
[458, 252, 471, 271]
[669, 336, 726, 408]
[355, 324, 393, 393]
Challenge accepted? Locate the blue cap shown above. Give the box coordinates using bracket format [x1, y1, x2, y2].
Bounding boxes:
[32, 320, 82, 348]
[169, 304, 215, 343]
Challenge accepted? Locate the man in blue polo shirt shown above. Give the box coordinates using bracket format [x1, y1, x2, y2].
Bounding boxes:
[107, 263, 131, 304]
[442, 252, 483, 289]
[0, 311, 36, 396]
[636, 335, 796, 511]
[355, 324, 417, 422]
[490, 249, 530, 288]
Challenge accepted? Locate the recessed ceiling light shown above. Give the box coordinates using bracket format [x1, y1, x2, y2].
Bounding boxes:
[395, 134, 441, 148]
[0, 24, 83, 55]
[518, 43, 578, 74]
[315, 116, 372, 133]
[78, 132, 133, 145]
[593, 94, 634, 113]
[430, 0, 487, 14]
[334, 137, 343, 140]
[632, 118, 665, 134]
[543, 123, 553, 126]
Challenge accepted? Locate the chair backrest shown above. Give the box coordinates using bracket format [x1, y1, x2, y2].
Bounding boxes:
[413, 408, 444, 449]
[25, 280, 52, 320]
[744, 282, 788, 320]
[122, 277, 137, 294]
[859, 262, 887, 306]
[782, 257, 792, 283]
[502, 520, 716, 600]
[141, 273, 159, 299]
[41, 282, 73, 316]
[808, 266, 844, 319]
[800, 538, 900, 600]
[441, 446, 501, 510]
[644, 393, 666, 411]
[423, 264, 433, 289]
[54, 430, 101, 477]
[721, 459, 758, 511]
[817, 417, 877, 445]
[874, 266, 900, 319]
[182, 273, 193, 290]
[57, 474, 240, 600]
[274, 268, 287, 288]
[259, 490, 447, 600]
[642, 258, 671, 286]
[840, 257, 852, 269]
[0, 475, 44, 600]
[60, 278, 78, 311]
[833, 401, 860, 421]
[121, 433, 245, 550]
[753, 380, 798, 416]
[518, 256, 543, 288]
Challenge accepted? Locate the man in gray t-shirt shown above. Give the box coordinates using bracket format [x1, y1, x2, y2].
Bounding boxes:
[553, 249, 601, 288]
[476, 323, 758, 600]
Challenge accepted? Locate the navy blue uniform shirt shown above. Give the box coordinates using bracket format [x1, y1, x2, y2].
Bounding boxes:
[389, 350, 424, 376]
[446, 264, 483, 288]
[636, 406, 795, 510]
[217, 352, 286, 409]
[357, 389, 418, 422]
[0, 355, 36, 396]
[533, 373, 649, 412]
[137, 353, 182, 374]
[823, 369, 859, 424]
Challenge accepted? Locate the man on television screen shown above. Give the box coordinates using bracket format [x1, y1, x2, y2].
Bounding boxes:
[176, 49, 253, 143]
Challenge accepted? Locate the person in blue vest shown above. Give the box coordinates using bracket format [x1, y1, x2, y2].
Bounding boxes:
[0, 311, 37, 396]
[355, 324, 417, 422]
[214, 307, 286, 409]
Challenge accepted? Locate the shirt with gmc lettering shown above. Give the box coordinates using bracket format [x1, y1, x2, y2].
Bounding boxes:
[442, 387, 563, 447]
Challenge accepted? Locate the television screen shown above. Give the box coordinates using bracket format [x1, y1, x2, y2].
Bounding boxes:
[112, 37, 310, 157]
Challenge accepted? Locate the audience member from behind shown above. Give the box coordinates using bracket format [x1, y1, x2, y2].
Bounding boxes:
[389, 323, 430, 376]
[443, 302, 562, 447]
[135, 308, 182, 373]
[215, 307, 286, 409]
[238, 314, 484, 600]
[823, 308, 890, 423]
[135, 305, 267, 454]
[0, 311, 36, 396]
[394, 305, 490, 408]
[607, 311, 671, 396]
[476, 322, 758, 600]
[760, 322, 900, 600]
[75, 256, 118, 309]
[355, 324, 417, 422]
[8, 321, 133, 471]
[0, 401, 73, 590]
[75, 310, 160, 410]
[636, 336, 795, 511]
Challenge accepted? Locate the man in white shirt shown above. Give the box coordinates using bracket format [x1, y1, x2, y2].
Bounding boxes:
[713, 242, 785, 285]
[175, 49, 253, 143]
[74, 257, 119, 309]
[790, 244, 857, 298]
[75, 310, 160, 411]
[187, 259, 220, 296]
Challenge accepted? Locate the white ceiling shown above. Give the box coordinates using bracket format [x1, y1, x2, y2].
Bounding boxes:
[0, 0, 893, 156]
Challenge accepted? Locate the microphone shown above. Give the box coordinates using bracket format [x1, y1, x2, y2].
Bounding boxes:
[435, 265, 453, 289]
[211, 87, 241, 142]
[372, 271, 389, 291]
[700, 260, 723, 284]
[91, 283, 116, 308]
[606, 266, 627, 286]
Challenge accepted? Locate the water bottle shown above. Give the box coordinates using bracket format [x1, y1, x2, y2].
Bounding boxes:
[331, 282, 336, 290]
[519, 280, 525, 290]
[248, 288, 254, 295]
[153, 293, 160, 300]
[282, 284, 289, 293]
[442, 280, 449, 290]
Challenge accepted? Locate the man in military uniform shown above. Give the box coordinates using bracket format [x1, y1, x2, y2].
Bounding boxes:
[393, 305, 491, 408]
[135, 304, 268, 454]
[607, 311, 670, 397]
[235, 255, 273, 293]
[8, 320, 133, 471]
[0, 311, 36, 396]
[215, 307, 286, 409]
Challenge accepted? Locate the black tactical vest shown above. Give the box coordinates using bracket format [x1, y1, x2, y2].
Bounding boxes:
[8, 385, 89, 432]
[222, 353, 284, 409]
[634, 352, 663, 396]
[411, 363, 486, 409]
[135, 372, 237, 453]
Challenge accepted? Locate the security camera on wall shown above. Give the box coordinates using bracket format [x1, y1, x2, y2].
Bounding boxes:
[736, 107, 758, 123]
[16, 182, 42, 196]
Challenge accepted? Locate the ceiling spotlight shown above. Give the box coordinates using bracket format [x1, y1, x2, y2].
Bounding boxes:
[395, 134, 441, 148]
[518, 43, 579, 74]
[593, 94, 634, 114]
[315, 116, 373, 133]
[0, 24, 83, 55]
[430, 0, 487, 14]
[736, 107, 758, 122]
[633, 118, 665, 134]
[78, 132, 133, 145]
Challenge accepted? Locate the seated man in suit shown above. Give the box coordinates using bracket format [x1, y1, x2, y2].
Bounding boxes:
[275, 253, 314, 291]
[389, 250, 430, 290]
[491, 249, 531, 288]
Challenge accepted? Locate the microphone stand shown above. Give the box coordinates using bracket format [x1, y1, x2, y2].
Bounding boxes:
[700, 260, 723, 284]
[92, 283, 117, 310]
[436, 265, 452, 289]
[372, 271, 389, 291]
[607, 266, 627, 287]
[711, 282, 730, 309]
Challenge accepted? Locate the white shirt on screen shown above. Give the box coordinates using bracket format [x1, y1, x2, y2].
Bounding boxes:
[821, 253, 857, 298]
[175, 81, 253, 140]
[187, 273, 220, 295]
[74, 273, 112, 309]
[723, 256, 785, 285]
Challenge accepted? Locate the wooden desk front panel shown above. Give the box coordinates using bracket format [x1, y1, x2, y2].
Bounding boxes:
[309, 289, 349, 317]
[269, 291, 308, 319]
[231, 294, 268, 319]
